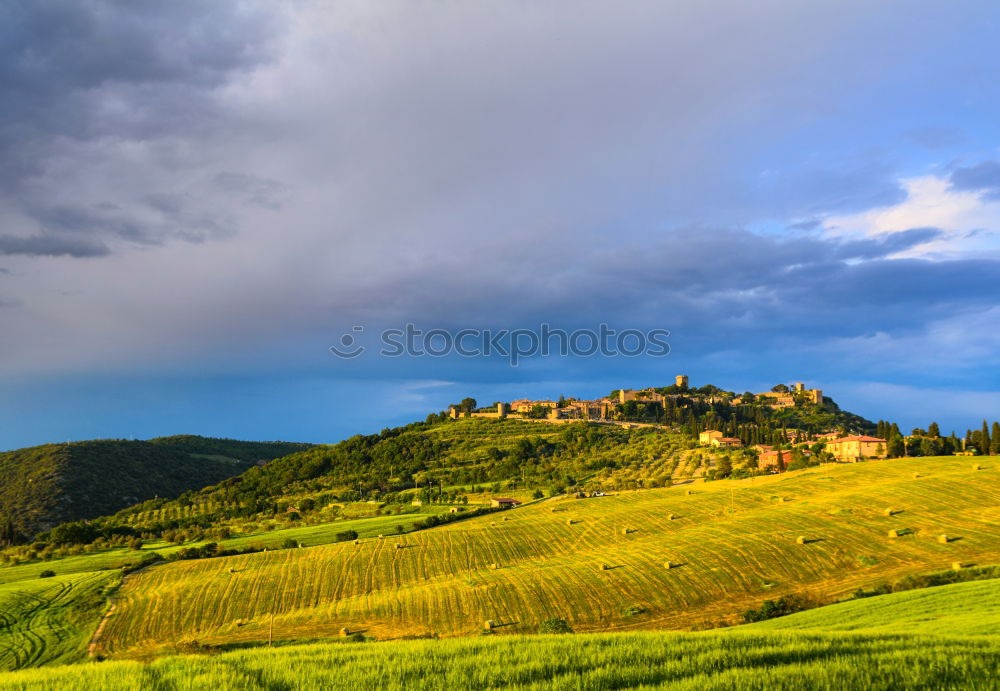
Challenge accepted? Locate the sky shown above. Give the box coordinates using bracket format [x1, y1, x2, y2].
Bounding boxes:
[2, 0, 1000, 449]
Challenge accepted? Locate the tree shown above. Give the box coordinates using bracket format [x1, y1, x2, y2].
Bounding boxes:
[532, 489, 544, 500]
[459, 397, 477, 413]
[992, 422, 1000, 456]
[771, 384, 790, 393]
[928, 422, 941, 438]
[557, 395, 567, 409]
[716, 455, 732, 478]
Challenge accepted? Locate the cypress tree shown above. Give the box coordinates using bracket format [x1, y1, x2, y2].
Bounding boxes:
[992, 422, 1000, 455]
[928, 422, 940, 438]
[981, 420, 991, 454]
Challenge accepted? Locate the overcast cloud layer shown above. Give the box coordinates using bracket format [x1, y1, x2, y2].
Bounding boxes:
[2, 1, 1000, 448]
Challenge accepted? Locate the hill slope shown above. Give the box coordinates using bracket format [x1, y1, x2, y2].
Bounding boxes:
[95, 455, 1000, 657]
[0, 436, 313, 537]
[745, 576, 1000, 636]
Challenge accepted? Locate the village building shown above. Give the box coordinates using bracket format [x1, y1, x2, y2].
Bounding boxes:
[826, 435, 888, 462]
[756, 382, 823, 408]
[618, 388, 667, 405]
[490, 498, 522, 508]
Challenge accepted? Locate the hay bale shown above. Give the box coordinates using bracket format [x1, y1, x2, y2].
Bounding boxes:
[377, 534, 384, 539]
[667, 513, 675, 521]
[490, 563, 499, 570]
[502, 516, 509, 522]
[663, 560, 673, 569]
[883, 508, 894, 517]
[795, 536, 807, 545]
[484, 619, 496, 629]
[953, 561, 963, 571]
[339, 627, 350, 637]
[913, 473, 921, 479]
[685, 489, 694, 496]
[621, 527, 631, 535]
[395, 543, 403, 549]
[353, 539, 360, 545]
[972, 463, 981, 471]
[938, 534, 950, 544]
[887, 529, 900, 538]
[566, 518, 574, 526]
[599, 563, 610, 571]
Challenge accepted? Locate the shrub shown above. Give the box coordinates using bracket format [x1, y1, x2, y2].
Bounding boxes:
[538, 617, 574, 634]
[335, 530, 359, 543]
[281, 538, 299, 549]
[39, 569, 55, 578]
[742, 595, 808, 623]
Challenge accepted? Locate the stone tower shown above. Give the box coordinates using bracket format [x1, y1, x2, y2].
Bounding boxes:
[675, 374, 689, 388]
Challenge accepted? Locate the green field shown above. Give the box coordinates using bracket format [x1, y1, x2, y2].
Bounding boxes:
[1, 630, 997, 690]
[92, 455, 1000, 657]
[746, 576, 1000, 636]
[0, 571, 116, 671]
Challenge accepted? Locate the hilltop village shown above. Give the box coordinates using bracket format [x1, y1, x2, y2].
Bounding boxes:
[447, 375, 952, 468]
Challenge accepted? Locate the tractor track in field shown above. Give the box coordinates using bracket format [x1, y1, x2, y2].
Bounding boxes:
[87, 566, 151, 659]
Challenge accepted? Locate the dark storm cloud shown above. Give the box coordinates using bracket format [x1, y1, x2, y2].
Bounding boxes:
[833, 227, 942, 260]
[949, 161, 1000, 200]
[0, 233, 109, 257]
[0, 0, 281, 251]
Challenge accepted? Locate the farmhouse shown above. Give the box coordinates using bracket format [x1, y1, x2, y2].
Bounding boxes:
[699, 430, 724, 444]
[490, 498, 522, 508]
[826, 435, 888, 462]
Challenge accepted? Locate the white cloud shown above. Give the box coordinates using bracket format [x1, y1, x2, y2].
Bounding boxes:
[823, 175, 1000, 258]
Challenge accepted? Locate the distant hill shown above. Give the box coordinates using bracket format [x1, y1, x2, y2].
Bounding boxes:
[0, 436, 314, 538]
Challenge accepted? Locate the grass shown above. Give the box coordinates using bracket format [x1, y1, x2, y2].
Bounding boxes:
[1, 630, 998, 690]
[92, 455, 1000, 657]
[745, 576, 1000, 636]
[0, 571, 116, 671]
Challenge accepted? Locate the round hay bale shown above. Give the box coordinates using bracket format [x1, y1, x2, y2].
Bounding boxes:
[566, 518, 574, 526]
[339, 627, 350, 637]
[484, 619, 496, 629]
[395, 543, 403, 549]
[972, 464, 981, 471]
[887, 529, 900, 538]
[377, 534, 384, 539]
[667, 513, 675, 521]
[913, 473, 921, 479]
[883, 508, 894, 517]
[795, 536, 807, 545]
[663, 560, 673, 569]
[685, 489, 694, 496]
[938, 534, 950, 544]
[490, 563, 499, 570]
[599, 563, 609, 571]
[621, 527, 630, 535]
[502, 516, 509, 522]
[353, 539, 360, 545]
[953, 561, 963, 571]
